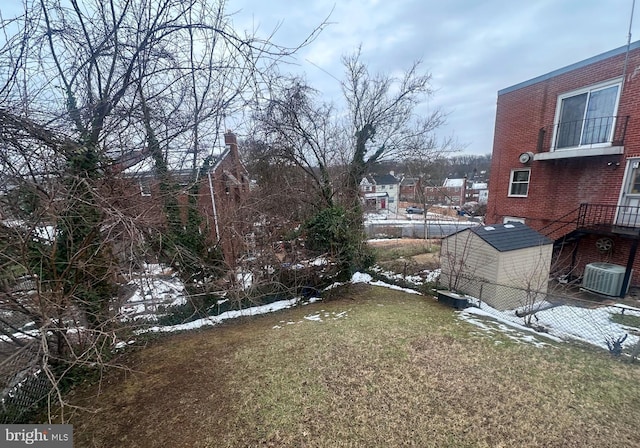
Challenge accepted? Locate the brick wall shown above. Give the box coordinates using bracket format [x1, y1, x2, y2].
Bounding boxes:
[487, 44, 640, 284]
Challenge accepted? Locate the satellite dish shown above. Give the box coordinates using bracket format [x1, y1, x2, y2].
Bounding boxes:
[519, 152, 534, 164]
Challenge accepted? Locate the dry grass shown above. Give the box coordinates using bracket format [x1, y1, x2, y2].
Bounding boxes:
[370, 239, 440, 274]
[64, 284, 640, 448]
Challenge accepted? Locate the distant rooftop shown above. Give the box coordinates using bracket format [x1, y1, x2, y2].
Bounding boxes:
[400, 177, 418, 186]
[443, 178, 465, 188]
[372, 173, 399, 185]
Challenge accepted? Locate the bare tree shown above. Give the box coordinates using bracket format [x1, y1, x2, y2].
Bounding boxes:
[251, 48, 456, 276]
[0, 0, 325, 421]
[255, 47, 455, 207]
[341, 47, 455, 205]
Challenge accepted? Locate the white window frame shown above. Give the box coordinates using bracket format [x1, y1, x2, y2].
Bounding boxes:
[551, 78, 622, 151]
[508, 169, 530, 197]
[139, 180, 152, 197]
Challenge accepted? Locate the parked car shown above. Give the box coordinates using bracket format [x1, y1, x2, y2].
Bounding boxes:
[405, 206, 424, 214]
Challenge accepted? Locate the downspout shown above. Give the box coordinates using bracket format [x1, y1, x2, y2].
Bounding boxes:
[208, 170, 220, 241]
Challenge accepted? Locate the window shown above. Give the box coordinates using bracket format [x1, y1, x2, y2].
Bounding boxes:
[509, 169, 530, 197]
[554, 80, 621, 149]
[503, 216, 525, 224]
[139, 179, 152, 196]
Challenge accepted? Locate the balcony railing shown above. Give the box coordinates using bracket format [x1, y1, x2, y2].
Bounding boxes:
[537, 116, 629, 153]
[577, 203, 640, 231]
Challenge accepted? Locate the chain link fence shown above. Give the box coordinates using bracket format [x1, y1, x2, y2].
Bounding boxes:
[436, 274, 640, 357]
[0, 339, 49, 423]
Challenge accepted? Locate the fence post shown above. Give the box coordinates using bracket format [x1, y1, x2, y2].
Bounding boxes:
[478, 283, 483, 308]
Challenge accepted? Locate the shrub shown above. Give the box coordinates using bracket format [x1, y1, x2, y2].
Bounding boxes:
[304, 206, 374, 280]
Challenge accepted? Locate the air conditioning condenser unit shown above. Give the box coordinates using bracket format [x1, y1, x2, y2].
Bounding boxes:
[582, 262, 630, 296]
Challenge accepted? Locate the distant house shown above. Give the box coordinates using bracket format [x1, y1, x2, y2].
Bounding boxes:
[399, 177, 420, 202]
[360, 172, 401, 213]
[423, 178, 466, 206]
[487, 40, 640, 295]
[118, 131, 250, 267]
[471, 182, 489, 205]
[398, 175, 488, 207]
[440, 222, 553, 310]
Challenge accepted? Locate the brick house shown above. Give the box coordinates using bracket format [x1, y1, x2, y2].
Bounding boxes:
[486, 41, 640, 295]
[118, 131, 250, 267]
[399, 177, 420, 202]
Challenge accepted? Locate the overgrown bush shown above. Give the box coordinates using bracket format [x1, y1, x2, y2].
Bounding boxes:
[304, 206, 374, 280]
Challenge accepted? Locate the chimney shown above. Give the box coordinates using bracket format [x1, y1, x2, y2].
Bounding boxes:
[224, 131, 239, 160]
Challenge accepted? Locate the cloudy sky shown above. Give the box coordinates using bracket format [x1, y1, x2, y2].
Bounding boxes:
[230, 0, 638, 155]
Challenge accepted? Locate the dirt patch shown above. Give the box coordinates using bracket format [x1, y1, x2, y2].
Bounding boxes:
[367, 238, 433, 248]
[369, 238, 440, 273]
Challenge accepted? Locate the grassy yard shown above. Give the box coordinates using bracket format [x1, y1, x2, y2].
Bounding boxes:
[65, 284, 640, 448]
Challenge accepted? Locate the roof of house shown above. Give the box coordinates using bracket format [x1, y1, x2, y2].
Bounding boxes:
[400, 177, 418, 186]
[372, 173, 399, 185]
[443, 178, 465, 188]
[499, 40, 640, 96]
[468, 222, 553, 252]
[360, 175, 375, 185]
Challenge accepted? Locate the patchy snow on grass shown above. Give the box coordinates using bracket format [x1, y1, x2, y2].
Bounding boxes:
[119, 266, 187, 322]
[136, 270, 424, 334]
[274, 309, 350, 328]
[460, 308, 560, 347]
[304, 313, 323, 322]
[351, 272, 422, 295]
[366, 238, 401, 243]
[136, 298, 301, 334]
[369, 266, 439, 286]
[458, 298, 640, 352]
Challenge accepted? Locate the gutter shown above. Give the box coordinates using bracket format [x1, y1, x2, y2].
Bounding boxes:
[207, 170, 220, 241]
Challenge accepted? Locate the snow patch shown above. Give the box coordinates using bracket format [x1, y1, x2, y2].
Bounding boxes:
[136, 298, 300, 334]
[458, 298, 640, 351]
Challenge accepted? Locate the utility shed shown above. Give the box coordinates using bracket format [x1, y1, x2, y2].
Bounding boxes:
[440, 222, 554, 310]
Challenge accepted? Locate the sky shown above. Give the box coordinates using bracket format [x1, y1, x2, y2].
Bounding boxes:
[229, 0, 640, 155]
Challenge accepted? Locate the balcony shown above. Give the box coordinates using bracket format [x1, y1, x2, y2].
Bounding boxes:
[534, 116, 629, 161]
[577, 203, 640, 236]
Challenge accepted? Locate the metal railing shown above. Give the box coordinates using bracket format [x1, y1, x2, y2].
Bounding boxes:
[537, 115, 629, 153]
[578, 203, 640, 230]
[538, 206, 580, 239]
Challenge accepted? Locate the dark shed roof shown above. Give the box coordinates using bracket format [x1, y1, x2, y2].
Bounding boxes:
[468, 222, 553, 252]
